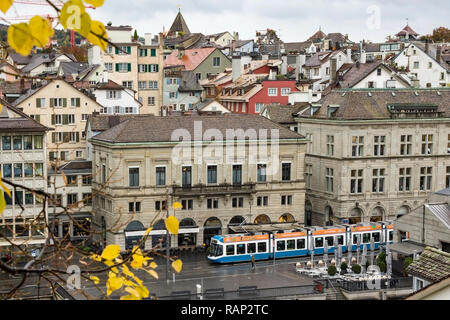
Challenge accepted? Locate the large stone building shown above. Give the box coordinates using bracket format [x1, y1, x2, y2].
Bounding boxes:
[295, 88, 450, 227]
[0, 98, 49, 248]
[90, 114, 307, 250]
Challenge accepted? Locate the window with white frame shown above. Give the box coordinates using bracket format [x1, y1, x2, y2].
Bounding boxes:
[325, 167, 334, 193]
[421, 134, 433, 155]
[268, 88, 277, 96]
[305, 164, 312, 188]
[372, 168, 385, 193]
[400, 135, 412, 155]
[255, 103, 264, 113]
[107, 90, 120, 99]
[373, 135, 385, 156]
[350, 169, 363, 194]
[419, 167, 432, 191]
[351, 136, 364, 157]
[148, 97, 155, 105]
[149, 81, 158, 89]
[326, 135, 334, 156]
[399, 168, 411, 192]
[281, 88, 291, 96]
[105, 63, 113, 72]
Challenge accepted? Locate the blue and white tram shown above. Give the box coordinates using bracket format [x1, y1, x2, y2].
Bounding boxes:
[207, 221, 394, 264]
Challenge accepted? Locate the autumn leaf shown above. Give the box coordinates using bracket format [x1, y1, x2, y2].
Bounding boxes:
[106, 275, 123, 295]
[172, 201, 182, 209]
[120, 294, 139, 300]
[144, 227, 153, 236]
[172, 259, 183, 273]
[0, 0, 14, 14]
[90, 254, 102, 262]
[124, 286, 140, 298]
[59, 0, 92, 38]
[101, 244, 121, 260]
[145, 269, 159, 279]
[89, 276, 100, 284]
[165, 216, 179, 235]
[0, 191, 5, 216]
[83, 0, 105, 8]
[29, 16, 54, 48]
[0, 178, 11, 198]
[87, 20, 108, 51]
[8, 23, 34, 56]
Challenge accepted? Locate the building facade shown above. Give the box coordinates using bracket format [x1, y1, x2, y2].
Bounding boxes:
[90, 114, 307, 250]
[295, 88, 450, 227]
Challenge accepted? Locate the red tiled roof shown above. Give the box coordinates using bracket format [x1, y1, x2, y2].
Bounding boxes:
[163, 47, 216, 70]
[397, 25, 419, 36]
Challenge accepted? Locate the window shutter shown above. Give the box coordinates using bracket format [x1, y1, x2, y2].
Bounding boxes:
[63, 98, 67, 108]
[36, 98, 41, 108]
[115, 47, 119, 54]
[51, 114, 55, 125]
[151, 48, 156, 56]
[52, 133, 56, 143]
[145, 64, 148, 72]
[127, 46, 131, 54]
[63, 115, 68, 125]
[155, 64, 159, 72]
[77, 98, 80, 107]
[145, 49, 148, 56]
[50, 99, 54, 108]
[127, 63, 131, 72]
[63, 132, 69, 142]
[115, 63, 119, 72]
[76, 132, 80, 142]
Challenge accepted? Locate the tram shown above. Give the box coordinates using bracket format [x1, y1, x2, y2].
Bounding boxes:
[207, 221, 394, 264]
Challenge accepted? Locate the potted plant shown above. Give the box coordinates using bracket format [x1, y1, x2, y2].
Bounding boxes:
[328, 265, 337, 276]
[352, 264, 361, 274]
[402, 257, 413, 277]
[340, 262, 348, 275]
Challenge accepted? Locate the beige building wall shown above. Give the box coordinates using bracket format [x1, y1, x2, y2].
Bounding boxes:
[91, 140, 307, 250]
[15, 79, 104, 162]
[298, 119, 450, 226]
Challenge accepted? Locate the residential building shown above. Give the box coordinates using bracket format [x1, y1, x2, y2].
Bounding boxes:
[0, 98, 49, 248]
[12, 79, 105, 162]
[396, 24, 420, 42]
[164, 47, 232, 81]
[90, 80, 141, 115]
[19, 52, 76, 77]
[406, 247, 450, 293]
[90, 114, 307, 250]
[393, 41, 450, 88]
[163, 66, 203, 111]
[88, 25, 164, 115]
[295, 88, 450, 227]
[47, 160, 93, 242]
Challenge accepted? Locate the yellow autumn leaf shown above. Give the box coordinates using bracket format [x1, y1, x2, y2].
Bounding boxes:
[172, 201, 182, 209]
[106, 275, 123, 295]
[61, 171, 68, 185]
[0, 191, 5, 215]
[130, 255, 144, 269]
[135, 284, 149, 299]
[146, 269, 159, 279]
[0, 0, 13, 14]
[89, 275, 100, 284]
[87, 20, 108, 51]
[101, 244, 121, 261]
[8, 23, 34, 56]
[29, 16, 54, 48]
[83, 0, 104, 8]
[144, 227, 153, 236]
[90, 254, 102, 262]
[165, 216, 179, 235]
[59, 0, 92, 38]
[172, 259, 183, 273]
[149, 261, 157, 269]
[120, 294, 139, 300]
[124, 286, 141, 298]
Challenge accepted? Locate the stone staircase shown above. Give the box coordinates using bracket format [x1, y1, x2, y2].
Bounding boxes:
[325, 287, 346, 300]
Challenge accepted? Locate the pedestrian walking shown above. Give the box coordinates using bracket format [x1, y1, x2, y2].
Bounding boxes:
[251, 254, 255, 270]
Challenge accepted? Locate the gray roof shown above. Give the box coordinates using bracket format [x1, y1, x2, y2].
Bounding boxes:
[425, 203, 450, 229]
[92, 114, 305, 144]
[262, 103, 309, 124]
[283, 42, 313, 54]
[88, 114, 153, 132]
[434, 188, 450, 197]
[406, 247, 450, 283]
[21, 52, 76, 74]
[298, 88, 450, 120]
[167, 11, 191, 37]
[60, 62, 92, 76]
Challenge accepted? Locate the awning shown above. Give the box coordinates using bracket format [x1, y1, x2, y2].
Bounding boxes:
[389, 241, 426, 256]
[125, 227, 200, 237]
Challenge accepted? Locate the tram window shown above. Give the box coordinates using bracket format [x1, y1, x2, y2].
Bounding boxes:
[337, 235, 344, 245]
[353, 234, 360, 245]
[217, 245, 223, 256]
[258, 242, 267, 253]
[237, 244, 245, 255]
[247, 243, 256, 254]
[226, 245, 235, 256]
[277, 240, 286, 251]
[325, 236, 334, 246]
[363, 233, 370, 243]
[297, 239, 305, 249]
[315, 237, 323, 248]
[287, 240, 295, 250]
[389, 231, 393, 241]
[372, 232, 380, 242]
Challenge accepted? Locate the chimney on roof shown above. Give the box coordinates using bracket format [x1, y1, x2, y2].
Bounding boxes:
[232, 55, 242, 83]
[281, 54, 288, 75]
[425, 39, 429, 54]
[178, 46, 185, 59]
[330, 58, 337, 84]
[145, 33, 152, 46]
[436, 46, 442, 62]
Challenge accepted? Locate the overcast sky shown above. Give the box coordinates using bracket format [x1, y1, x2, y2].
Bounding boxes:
[10, 0, 450, 43]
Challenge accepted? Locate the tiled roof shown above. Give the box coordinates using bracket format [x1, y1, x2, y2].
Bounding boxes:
[262, 103, 309, 124]
[397, 25, 419, 36]
[308, 29, 326, 42]
[164, 47, 217, 70]
[0, 98, 50, 132]
[92, 114, 305, 144]
[298, 88, 450, 120]
[406, 247, 450, 283]
[88, 114, 153, 132]
[425, 203, 450, 229]
[168, 11, 191, 37]
[283, 41, 313, 54]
